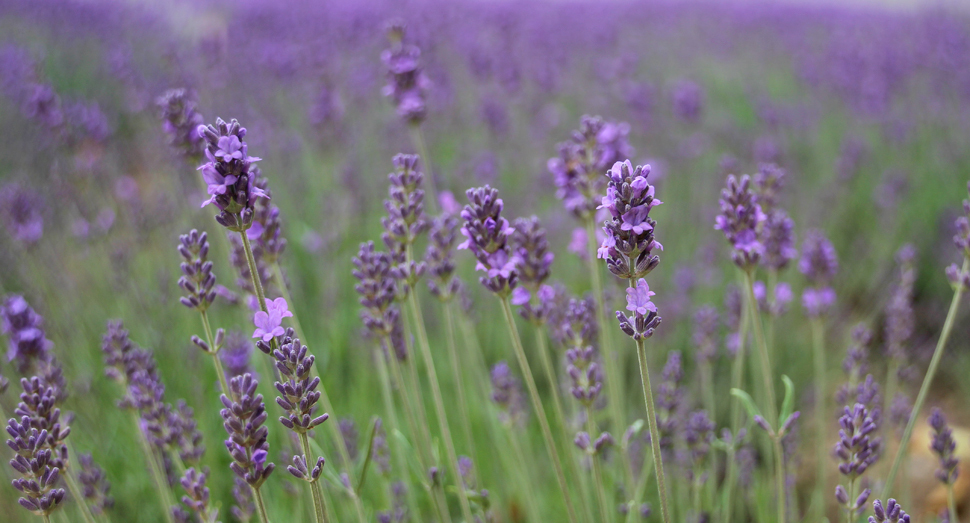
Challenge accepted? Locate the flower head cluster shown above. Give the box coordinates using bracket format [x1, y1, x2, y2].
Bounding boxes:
[692, 305, 719, 363]
[353, 242, 407, 361]
[220, 373, 275, 489]
[715, 175, 765, 269]
[799, 230, 839, 317]
[753, 280, 793, 317]
[550, 294, 597, 350]
[928, 408, 959, 485]
[382, 154, 429, 293]
[724, 285, 743, 356]
[257, 329, 329, 436]
[1, 295, 54, 373]
[598, 160, 663, 280]
[156, 88, 204, 161]
[885, 245, 916, 375]
[683, 410, 715, 482]
[490, 361, 528, 427]
[177, 229, 217, 312]
[753, 163, 787, 212]
[756, 164, 797, 273]
[196, 118, 268, 229]
[566, 344, 603, 408]
[425, 214, 462, 302]
[834, 403, 880, 516]
[617, 278, 662, 341]
[76, 453, 113, 516]
[252, 298, 293, 343]
[511, 216, 556, 321]
[547, 116, 634, 220]
[0, 183, 43, 245]
[381, 23, 430, 124]
[653, 351, 684, 458]
[230, 477, 255, 521]
[868, 499, 910, 523]
[459, 185, 519, 296]
[176, 467, 214, 522]
[6, 414, 66, 516]
[947, 182, 970, 289]
[220, 331, 255, 379]
[672, 80, 704, 123]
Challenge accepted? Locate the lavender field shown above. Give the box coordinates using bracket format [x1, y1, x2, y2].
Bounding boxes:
[2, 0, 970, 522]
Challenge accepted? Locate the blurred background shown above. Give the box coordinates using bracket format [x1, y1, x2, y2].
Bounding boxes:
[2, 0, 970, 521]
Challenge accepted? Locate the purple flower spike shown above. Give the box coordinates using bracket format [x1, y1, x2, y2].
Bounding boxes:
[490, 361, 528, 427]
[220, 373, 275, 489]
[835, 403, 881, 517]
[869, 499, 911, 523]
[77, 453, 113, 515]
[196, 118, 267, 231]
[459, 185, 519, 297]
[381, 23, 430, 124]
[177, 229, 217, 313]
[799, 230, 839, 317]
[715, 174, 765, 269]
[156, 88, 204, 162]
[617, 278, 662, 341]
[929, 408, 959, 485]
[0, 183, 44, 245]
[598, 160, 663, 281]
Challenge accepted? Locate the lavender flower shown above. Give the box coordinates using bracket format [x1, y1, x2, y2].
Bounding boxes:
[724, 285, 743, 356]
[220, 330, 255, 379]
[762, 209, 796, 272]
[6, 415, 66, 516]
[693, 306, 719, 363]
[425, 214, 461, 302]
[947, 182, 970, 289]
[672, 80, 704, 123]
[490, 361, 527, 427]
[381, 23, 431, 124]
[566, 344, 603, 407]
[256, 329, 328, 436]
[653, 351, 684, 457]
[230, 477, 255, 522]
[753, 163, 787, 212]
[352, 242, 407, 361]
[220, 373, 275, 489]
[799, 230, 839, 316]
[252, 298, 293, 342]
[868, 499, 910, 523]
[834, 403, 880, 516]
[0, 183, 44, 244]
[249, 177, 286, 265]
[511, 216, 555, 322]
[178, 468, 214, 521]
[459, 185, 519, 296]
[598, 160, 663, 280]
[683, 410, 715, 482]
[753, 281, 793, 317]
[575, 431, 614, 455]
[616, 278, 662, 341]
[928, 408, 959, 485]
[76, 453, 113, 516]
[715, 175, 765, 269]
[1, 295, 65, 399]
[196, 118, 268, 230]
[156, 88, 204, 161]
[177, 229, 217, 312]
[382, 154, 429, 293]
[885, 245, 916, 374]
[339, 418, 359, 464]
[548, 116, 635, 220]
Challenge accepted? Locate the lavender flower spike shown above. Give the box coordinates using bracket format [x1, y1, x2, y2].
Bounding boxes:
[196, 118, 268, 230]
[869, 499, 911, 523]
[834, 403, 880, 517]
[799, 230, 839, 317]
[220, 373, 275, 489]
[156, 88, 204, 161]
[947, 181, 970, 289]
[177, 229, 217, 312]
[715, 174, 765, 269]
[76, 453, 113, 516]
[459, 185, 519, 296]
[929, 408, 959, 485]
[381, 22, 430, 124]
[6, 415, 66, 516]
[598, 160, 663, 280]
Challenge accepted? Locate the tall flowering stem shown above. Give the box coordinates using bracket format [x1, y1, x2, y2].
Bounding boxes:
[882, 181, 970, 500]
[595, 158, 668, 523]
[460, 185, 579, 523]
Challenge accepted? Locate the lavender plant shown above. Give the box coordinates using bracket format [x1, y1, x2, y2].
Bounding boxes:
[928, 408, 959, 522]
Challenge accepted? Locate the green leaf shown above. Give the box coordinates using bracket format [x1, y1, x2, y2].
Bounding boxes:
[730, 388, 763, 422]
[780, 375, 795, 425]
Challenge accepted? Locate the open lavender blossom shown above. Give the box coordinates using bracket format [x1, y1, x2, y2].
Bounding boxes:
[598, 160, 663, 280]
[252, 297, 293, 342]
[616, 278, 662, 341]
[196, 117, 267, 230]
[459, 185, 519, 296]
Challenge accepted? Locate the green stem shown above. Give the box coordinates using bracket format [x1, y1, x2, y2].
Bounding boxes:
[948, 484, 958, 523]
[200, 310, 230, 396]
[729, 295, 751, 433]
[271, 262, 307, 343]
[252, 486, 271, 523]
[299, 433, 330, 523]
[810, 317, 828, 523]
[634, 335, 671, 523]
[587, 410, 612, 523]
[239, 231, 269, 312]
[882, 256, 968, 499]
[585, 217, 626, 433]
[373, 347, 421, 518]
[499, 296, 579, 523]
[773, 436, 787, 523]
[409, 124, 439, 214]
[406, 289, 475, 523]
[721, 446, 738, 523]
[131, 412, 176, 523]
[742, 269, 778, 426]
[504, 425, 544, 523]
[63, 464, 98, 523]
[442, 304, 474, 455]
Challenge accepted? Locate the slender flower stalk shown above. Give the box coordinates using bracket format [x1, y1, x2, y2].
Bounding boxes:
[459, 184, 579, 523]
[575, 428, 614, 523]
[882, 181, 970, 499]
[592, 157, 667, 523]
